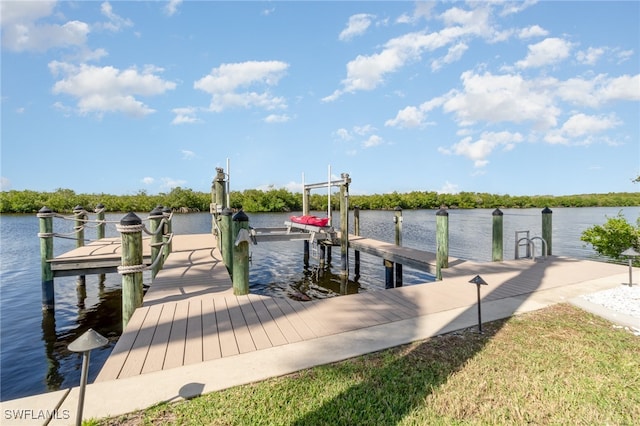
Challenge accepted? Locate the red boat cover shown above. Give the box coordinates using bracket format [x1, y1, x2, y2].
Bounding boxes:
[290, 215, 330, 227]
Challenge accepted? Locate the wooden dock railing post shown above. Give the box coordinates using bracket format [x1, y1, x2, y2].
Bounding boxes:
[162, 206, 173, 261]
[232, 210, 250, 295]
[95, 203, 105, 240]
[220, 208, 233, 272]
[436, 207, 449, 280]
[149, 206, 164, 280]
[73, 205, 87, 295]
[353, 206, 360, 280]
[492, 208, 504, 262]
[340, 173, 350, 280]
[117, 212, 144, 329]
[38, 207, 55, 310]
[394, 206, 403, 287]
[542, 207, 552, 255]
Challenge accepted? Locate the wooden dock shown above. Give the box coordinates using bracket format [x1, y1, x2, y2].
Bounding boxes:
[92, 233, 629, 382]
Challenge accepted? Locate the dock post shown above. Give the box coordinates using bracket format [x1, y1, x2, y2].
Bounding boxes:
[340, 173, 351, 280]
[492, 208, 504, 262]
[384, 259, 394, 289]
[73, 206, 87, 294]
[303, 188, 310, 266]
[220, 208, 233, 272]
[394, 207, 403, 287]
[95, 204, 105, 240]
[117, 212, 144, 329]
[149, 206, 164, 280]
[38, 207, 55, 310]
[542, 207, 552, 255]
[354, 206, 360, 280]
[436, 207, 449, 280]
[162, 206, 173, 261]
[212, 167, 227, 243]
[232, 210, 250, 295]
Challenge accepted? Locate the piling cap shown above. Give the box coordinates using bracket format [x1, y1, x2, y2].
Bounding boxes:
[542, 207, 552, 214]
[95, 203, 105, 209]
[232, 210, 249, 222]
[162, 206, 172, 215]
[150, 206, 164, 217]
[68, 328, 109, 353]
[120, 211, 142, 226]
[436, 207, 449, 216]
[492, 208, 503, 216]
[39, 206, 53, 214]
[394, 206, 402, 211]
[73, 205, 84, 212]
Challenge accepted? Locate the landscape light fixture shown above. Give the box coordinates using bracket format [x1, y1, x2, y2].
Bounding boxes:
[469, 275, 488, 333]
[68, 328, 109, 426]
[621, 247, 639, 287]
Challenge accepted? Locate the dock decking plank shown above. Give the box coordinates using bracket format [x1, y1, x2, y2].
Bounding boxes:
[163, 301, 189, 369]
[215, 297, 240, 357]
[260, 297, 303, 343]
[247, 294, 288, 346]
[237, 295, 273, 350]
[184, 299, 204, 365]
[201, 298, 222, 361]
[118, 304, 163, 378]
[225, 296, 256, 354]
[141, 303, 176, 374]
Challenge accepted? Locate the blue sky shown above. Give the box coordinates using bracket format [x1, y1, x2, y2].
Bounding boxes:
[1, 1, 639, 197]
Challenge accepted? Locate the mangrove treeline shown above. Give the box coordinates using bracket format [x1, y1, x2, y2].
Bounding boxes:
[1, 187, 639, 214]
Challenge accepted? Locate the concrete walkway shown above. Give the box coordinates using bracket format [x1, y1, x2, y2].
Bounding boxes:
[1, 266, 636, 425]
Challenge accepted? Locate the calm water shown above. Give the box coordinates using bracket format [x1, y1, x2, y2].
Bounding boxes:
[1, 207, 638, 401]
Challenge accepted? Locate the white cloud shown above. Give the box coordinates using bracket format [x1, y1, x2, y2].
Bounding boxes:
[49, 62, 176, 117]
[141, 177, 155, 185]
[326, 4, 505, 101]
[556, 74, 640, 107]
[99, 1, 133, 32]
[439, 131, 523, 167]
[431, 42, 468, 71]
[362, 134, 383, 148]
[160, 177, 187, 190]
[518, 25, 548, 39]
[335, 128, 352, 141]
[0, 0, 90, 52]
[438, 181, 460, 194]
[576, 47, 604, 65]
[0, 177, 11, 191]
[443, 71, 560, 130]
[164, 0, 183, 17]
[516, 37, 573, 69]
[264, 114, 290, 123]
[194, 61, 289, 112]
[171, 107, 200, 125]
[385, 106, 425, 128]
[545, 113, 621, 145]
[181, 150, 195, 160]
[339, 14, 375, 41]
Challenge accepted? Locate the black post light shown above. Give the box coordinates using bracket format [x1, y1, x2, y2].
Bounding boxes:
[68, 328, 109, 426]
[469, 275, 488, 333]
[621, 247, 639, 287]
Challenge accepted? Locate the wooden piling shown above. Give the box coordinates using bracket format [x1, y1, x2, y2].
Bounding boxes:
[118, 212, 144, 329]
[95, 204, 105, 240]
[492, 208, 504, 262]
[149, 206, 164, 280]
[162, 206, 173, 260]
[384, 259, 394, 289]
[542, 207, 552, 255]
[232, 210, 250, 295]
[394, 207, 403, 287]
[339, 173, 350, 279]
[212, 167, 227, 240]
[73, 206, 86, 249]
[436, 208, 449, 280]
[353, 206, 360, 279]
[38, 207, 55, 310]
[220, 208, 233, 272]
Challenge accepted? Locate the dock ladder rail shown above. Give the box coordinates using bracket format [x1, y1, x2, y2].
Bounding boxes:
[515, 231, 548, 261]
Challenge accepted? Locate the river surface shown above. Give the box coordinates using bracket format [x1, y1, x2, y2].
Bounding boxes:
[1, 207, 638, 401]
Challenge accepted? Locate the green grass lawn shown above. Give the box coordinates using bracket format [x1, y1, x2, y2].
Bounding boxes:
[93, 304, 639, 425]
